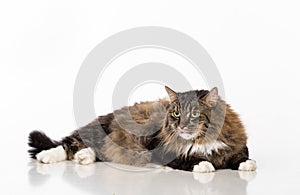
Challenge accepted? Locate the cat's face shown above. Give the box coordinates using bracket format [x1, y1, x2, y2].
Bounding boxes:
[164, 86, 218, 141]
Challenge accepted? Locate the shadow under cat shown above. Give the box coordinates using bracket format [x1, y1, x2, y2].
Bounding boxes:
[28, 161, 256, 195]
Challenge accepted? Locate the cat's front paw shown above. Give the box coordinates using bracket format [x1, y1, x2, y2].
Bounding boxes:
[74, 148, 96, 165]
[238, 160, 257, 171]
[193, 161, 215, 173]
[36, 146, 67, 164]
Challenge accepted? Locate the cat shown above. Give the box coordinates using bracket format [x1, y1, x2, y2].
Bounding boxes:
[28, 86, 256, 173]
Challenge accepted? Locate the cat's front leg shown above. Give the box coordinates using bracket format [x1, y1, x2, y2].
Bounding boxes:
[227, 146, 257, 171]
[238, 160, 257, 171]
[166, 156, 211, 172]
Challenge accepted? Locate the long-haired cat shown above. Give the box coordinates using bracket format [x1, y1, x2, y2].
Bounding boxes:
[28, 86, 256, 172]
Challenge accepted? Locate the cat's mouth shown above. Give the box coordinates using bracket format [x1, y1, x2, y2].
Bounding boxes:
[178, 128, 196, 140]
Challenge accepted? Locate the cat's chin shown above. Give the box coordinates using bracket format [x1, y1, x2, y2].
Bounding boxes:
[179, 132, 196, 140]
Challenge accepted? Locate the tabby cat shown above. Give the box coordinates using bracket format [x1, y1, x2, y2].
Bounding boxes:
[28, 86, 256, 172]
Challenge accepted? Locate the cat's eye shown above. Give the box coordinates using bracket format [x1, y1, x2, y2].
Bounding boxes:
[191, 111, 200, 118]
[172, 111, 181, 118]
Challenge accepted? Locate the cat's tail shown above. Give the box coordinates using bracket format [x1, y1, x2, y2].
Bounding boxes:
[28, 130, 60, 159]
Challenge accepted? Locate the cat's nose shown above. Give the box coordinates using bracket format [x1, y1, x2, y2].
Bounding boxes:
[179, 125, 187, 130]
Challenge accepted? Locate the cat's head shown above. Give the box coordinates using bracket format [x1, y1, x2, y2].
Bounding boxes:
[163, 86, 220, 142]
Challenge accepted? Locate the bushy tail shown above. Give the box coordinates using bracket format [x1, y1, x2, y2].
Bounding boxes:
[28, 131, 60, 159]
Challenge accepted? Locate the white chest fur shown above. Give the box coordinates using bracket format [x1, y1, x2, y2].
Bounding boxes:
[184, 141, 228, 156]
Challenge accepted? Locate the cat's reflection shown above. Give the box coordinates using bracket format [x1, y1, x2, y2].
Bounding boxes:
[28, 161, 256, 195]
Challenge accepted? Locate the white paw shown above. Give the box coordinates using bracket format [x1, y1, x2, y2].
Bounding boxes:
[74, 148, 96, 165]
[36, 146, 66, 164]
[238, 160, 257, 171]
[193, 161, 215, 173]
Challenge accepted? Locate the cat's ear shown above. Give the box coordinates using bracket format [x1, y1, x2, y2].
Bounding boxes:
[165, 86, 177, 102]
[204, 87, 219, 107]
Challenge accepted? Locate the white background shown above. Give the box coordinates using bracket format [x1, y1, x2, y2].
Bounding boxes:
[1, 0, 300, 194]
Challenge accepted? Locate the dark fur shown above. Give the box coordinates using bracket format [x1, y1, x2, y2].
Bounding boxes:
[28, 87, 251, 171]
[28, 131, 60, 158]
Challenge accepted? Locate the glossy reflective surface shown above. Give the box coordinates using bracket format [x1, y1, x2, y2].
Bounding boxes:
[25, 161, 258, 195]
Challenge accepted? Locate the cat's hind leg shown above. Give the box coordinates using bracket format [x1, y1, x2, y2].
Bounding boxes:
[28, 131, 60, 159]
[36, 146, 67, 163]
[73, 147, 96, 165]
[29, 130, 88, 164]
[35, 135, 97, 165]
[101, 130, 152, 166]
[28, 131, 67, 163]
[29, 118, 107, 164]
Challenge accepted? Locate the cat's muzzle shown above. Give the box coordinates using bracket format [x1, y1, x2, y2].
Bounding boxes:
[178, 127, 197, 140]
